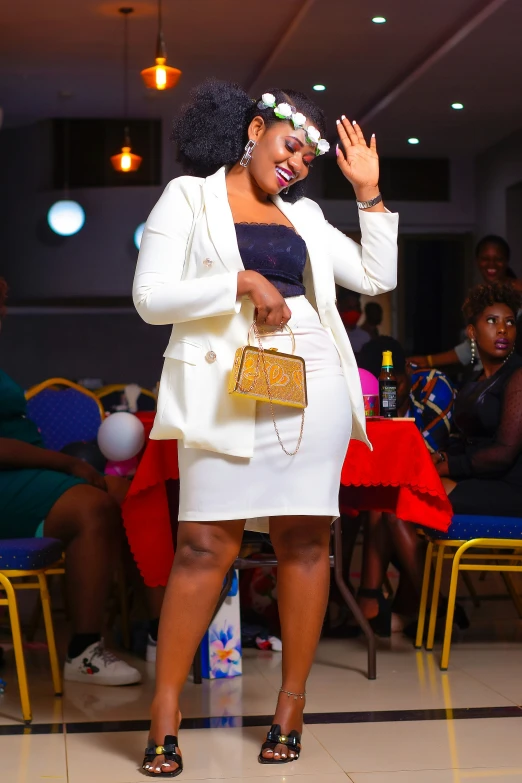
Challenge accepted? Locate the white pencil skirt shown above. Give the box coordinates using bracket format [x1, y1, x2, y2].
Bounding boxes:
[177, 296, 352, 532]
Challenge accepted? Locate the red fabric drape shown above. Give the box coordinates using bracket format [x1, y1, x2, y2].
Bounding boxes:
[123, 417, 452, 587]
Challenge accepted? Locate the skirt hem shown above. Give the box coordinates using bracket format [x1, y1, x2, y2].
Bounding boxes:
[178, 507, 340, 523]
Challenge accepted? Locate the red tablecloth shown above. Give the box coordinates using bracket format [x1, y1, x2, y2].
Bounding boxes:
[340, 420, 452, 531]
[123, 417, 452, 587]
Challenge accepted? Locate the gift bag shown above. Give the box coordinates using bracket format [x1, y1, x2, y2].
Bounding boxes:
[200, 570, 242, 679]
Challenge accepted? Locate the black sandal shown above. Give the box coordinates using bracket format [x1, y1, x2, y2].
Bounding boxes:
[258, 724, 302, 764]
[141, 735, 183, 778]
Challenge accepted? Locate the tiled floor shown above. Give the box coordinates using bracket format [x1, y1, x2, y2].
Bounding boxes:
[1, 586, 522, 782]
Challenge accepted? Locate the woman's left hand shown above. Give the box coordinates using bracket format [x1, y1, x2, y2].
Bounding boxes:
[336, 117, 379, 197]
[431, 451, 450, 477]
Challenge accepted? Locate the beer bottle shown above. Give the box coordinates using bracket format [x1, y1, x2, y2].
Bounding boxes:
[379, 350, 397, 418]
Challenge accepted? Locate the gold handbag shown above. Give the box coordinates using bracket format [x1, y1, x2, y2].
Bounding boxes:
[228, 322, 307, 455]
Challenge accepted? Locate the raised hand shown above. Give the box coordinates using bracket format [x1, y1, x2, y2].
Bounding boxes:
[336, 116, 379, 197]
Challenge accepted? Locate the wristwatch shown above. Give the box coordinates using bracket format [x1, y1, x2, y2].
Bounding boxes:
[356, 193, 383, 210]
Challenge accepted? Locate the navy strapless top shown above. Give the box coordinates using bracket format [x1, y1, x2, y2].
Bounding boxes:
[234, 222, 307, 298]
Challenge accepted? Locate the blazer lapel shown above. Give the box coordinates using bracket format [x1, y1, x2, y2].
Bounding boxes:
[203, 167, 245, 273]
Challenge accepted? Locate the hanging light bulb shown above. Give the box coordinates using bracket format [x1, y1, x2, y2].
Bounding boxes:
[111, 8, 142, 173]
[111, 127, 142, 172]
[141, 0, 181, 90]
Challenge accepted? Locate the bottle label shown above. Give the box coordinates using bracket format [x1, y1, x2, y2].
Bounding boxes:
[380, 384, 397, 410]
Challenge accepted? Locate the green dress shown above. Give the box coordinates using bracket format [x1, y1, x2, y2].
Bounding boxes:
[0, 370, 86, 538]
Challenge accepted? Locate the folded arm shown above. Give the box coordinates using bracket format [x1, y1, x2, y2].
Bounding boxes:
[0, 438, 107, 490]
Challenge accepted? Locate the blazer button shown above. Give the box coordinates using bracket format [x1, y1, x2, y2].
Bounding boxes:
[205, 350, 217, 363]
[203, 258, 214, 268]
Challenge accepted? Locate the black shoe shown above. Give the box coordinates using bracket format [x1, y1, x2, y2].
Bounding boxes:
[142, 735, 183, 778]
[259, 724, 302, 764]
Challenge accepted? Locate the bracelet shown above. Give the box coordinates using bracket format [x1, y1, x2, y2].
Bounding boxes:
[426, 355, 433, 368]
[356, 193, 383, 210]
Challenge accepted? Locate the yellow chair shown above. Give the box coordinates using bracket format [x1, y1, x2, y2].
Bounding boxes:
[416, 514, 522, 670]
[0, 538, 64, 723]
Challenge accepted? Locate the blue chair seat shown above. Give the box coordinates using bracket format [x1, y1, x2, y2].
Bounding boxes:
[435, 515, 522, 541]
[0, 538, 63, 571]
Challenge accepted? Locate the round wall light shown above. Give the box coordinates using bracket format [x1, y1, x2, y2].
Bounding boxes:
[134, 222, 146, 250]
[47, 200, 85, 236]
[451, 102, 464, 110]
[313, 84, 326, 91]
[372, 16, 387, 24]
[408, 137, 420, 145]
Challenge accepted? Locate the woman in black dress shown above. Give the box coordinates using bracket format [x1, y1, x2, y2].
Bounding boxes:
[433, 282, 522, 514]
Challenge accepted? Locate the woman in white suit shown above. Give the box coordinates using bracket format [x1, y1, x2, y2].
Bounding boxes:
[134, 80, 398, 777]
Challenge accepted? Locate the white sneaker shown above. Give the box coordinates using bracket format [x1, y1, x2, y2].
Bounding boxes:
[64, 639, 142, 686]
[146, 634, 157, 663]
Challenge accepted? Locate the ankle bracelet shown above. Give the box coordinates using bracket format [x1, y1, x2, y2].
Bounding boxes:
[279, 688, 306, 700]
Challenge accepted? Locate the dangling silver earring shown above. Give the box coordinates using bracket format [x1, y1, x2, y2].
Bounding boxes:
[470, 337, 477, 365]
[240, 139, 256, 167]
[283, 186, 290, 195]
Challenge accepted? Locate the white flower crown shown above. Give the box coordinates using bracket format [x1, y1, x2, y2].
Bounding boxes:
[257, 93, 330, 156]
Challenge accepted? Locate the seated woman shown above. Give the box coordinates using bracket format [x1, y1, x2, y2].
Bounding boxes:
[353, 283, 521, 636]
[0, 278, 141, 686]
[434, 282, 522, 515]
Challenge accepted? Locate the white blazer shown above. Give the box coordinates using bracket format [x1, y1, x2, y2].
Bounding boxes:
[133, 166, 399, 458]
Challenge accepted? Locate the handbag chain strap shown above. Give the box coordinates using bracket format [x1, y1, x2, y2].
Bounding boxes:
[252, 321, 305, 457]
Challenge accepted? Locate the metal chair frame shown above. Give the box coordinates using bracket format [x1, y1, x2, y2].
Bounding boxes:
[415, 537, 522, 670]
[0, 565, 62, 723]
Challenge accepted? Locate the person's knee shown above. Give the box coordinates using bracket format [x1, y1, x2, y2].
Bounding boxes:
[273, 524, 330, 566]
[76, 490, 122, 540]
[175, 531, 239, 573]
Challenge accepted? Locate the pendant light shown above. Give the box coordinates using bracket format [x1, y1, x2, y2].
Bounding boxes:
[48, 119, 86, 236]
[141, 0, 181, 90]
[111, 7, 142, 172]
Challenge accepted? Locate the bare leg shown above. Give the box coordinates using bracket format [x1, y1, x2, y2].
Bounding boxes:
[146, 519, 245, 775]
[387, 514, 426, 601]
[358, 511, 393, 619]
[261, 515, 332, 761]
[44, 485, 122, 633]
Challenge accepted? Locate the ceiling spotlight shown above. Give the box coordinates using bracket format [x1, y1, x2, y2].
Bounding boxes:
[313, 84, 326, 92]
[372, 16, 387, 24]
[408, 137, 420, 145]
[451, 102, 464, 110]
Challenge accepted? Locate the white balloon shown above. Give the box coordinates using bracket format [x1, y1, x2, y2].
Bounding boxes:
[97, 412, 145, 462]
